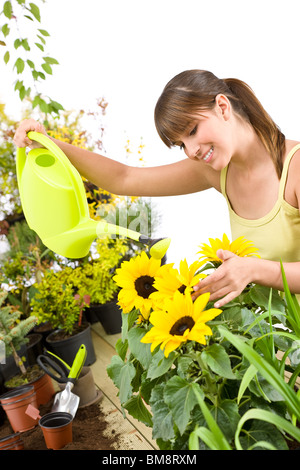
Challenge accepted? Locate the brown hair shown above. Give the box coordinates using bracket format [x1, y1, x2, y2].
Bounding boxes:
[154, 70, 285, 178]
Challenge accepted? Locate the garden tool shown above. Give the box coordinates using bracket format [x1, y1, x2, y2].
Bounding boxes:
[16, 131, 171, 259]
[37, 344, 87, 417]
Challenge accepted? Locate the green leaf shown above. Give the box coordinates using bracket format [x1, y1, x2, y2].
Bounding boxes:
[238, 363, 257, 403]
[43, 56, 59, 65]
[190, 383, 232, 450]
[14, 38, 21, 49]
[27, 59, 34, 69]
[211, 399, 240, 442]
[219, 326, 300, 421]
[28, 3, 40, 21]
[38, 28, 50, 36]
[201, 343, 236, 379]
[3, 50, 9, 63]
[21, 38, 30, 51]
[14, 58, 25, 74]
[123, 394, 152, 427]
[150, 384, 175, 440]
[127, 327, 152, 369]
[41, 62, 52, 74]
[49, 100, 64, 112]
[164, 376, 199, 435]
[115, 338, 128, 361]
[2, 24, 10, 37]
[106, 355, 135, 404]
[3, 1, 12, 19]
[147, 348, 174, 380]
[235, 408, 300, 450]
[35, 42, 44, 51]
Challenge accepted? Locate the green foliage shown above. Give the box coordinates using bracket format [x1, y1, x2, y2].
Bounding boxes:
[30, 269, 82, 335]
[107, 281, 300, 450]
[0, 290, 37, 370]
[0, 0, 63, 117]
[53, 237, 130, 306]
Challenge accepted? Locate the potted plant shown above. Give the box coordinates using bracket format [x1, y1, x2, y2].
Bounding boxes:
[30, 268, 96, 365]
[0, 291, 55, 410]
[107, 236, 300, 450]
[65, 237, 130, 334]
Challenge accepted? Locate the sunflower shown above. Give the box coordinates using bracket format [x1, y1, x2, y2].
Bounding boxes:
[197, 233, 260, 265]
[141, 291, 222, 357]
[150, 259, 206, 309]
[113, 251, 161, 319]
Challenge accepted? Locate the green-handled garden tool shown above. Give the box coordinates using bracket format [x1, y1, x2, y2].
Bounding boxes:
[37, 344, 87, 417]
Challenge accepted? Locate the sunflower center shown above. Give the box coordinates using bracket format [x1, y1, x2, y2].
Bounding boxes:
[178, 284, 186, 294]
[134, 275, 157, 299]
[169, 316, 195, 336]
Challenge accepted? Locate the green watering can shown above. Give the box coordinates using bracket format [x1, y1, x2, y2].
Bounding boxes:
[16, 131, 170, 259]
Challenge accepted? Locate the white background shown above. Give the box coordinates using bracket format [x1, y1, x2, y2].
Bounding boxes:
[1, 0, 300, 265]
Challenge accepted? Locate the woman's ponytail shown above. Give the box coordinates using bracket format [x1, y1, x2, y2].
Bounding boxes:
[223, 78, 285, 178]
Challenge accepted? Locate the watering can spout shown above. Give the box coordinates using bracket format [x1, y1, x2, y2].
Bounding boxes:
[16, 132, 171, 260]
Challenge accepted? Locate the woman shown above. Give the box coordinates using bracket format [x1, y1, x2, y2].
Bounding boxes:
[13, 69, 300, 308]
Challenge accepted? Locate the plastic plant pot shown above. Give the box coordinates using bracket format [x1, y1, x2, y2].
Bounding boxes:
[39, 412, 73, 450]
[0, 385, 38, 432]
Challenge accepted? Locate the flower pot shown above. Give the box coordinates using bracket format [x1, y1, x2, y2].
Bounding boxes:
[0, 433, 24, 450]
[87, 301, 122, 334]
[46, 323, 96, 366]
[0, 385, 39, 432]
[25, 333, 43, 366]
[0, 343, 27, 382]
[31, 371, 55, 406]
[39, 412, 73, 450]
[32, 322, 54, 348]
[71, 366, 102, 407]
[0, 432, 21, 448]
[4, 369, 56, 407]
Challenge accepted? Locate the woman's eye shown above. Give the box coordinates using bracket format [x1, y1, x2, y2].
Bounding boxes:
[189, 125, 197, 136]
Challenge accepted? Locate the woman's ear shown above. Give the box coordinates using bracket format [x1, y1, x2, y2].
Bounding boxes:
[215, 94, 231, 121]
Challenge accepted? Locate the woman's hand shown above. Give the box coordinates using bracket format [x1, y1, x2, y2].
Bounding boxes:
[192, 249, 256, 308]
[13, 119, 47, 149]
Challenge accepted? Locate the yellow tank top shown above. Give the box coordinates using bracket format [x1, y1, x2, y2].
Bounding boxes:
[220, 144, 300, 263]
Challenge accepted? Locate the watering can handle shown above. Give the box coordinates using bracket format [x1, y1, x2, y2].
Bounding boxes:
[25, 131, 89, 218]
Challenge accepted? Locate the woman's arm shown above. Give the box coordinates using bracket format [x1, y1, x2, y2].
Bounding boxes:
[193, 250, 300, 308]
[194, 152, 300, 308]
[13, 119, 214, 197]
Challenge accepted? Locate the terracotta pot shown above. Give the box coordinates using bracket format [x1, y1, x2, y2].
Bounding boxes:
[0, 385, 39, 432]
[0, 433, 24, 450]
[0, 432, 21, 449]
[39, 412, 73, 450]
[5, 371, 55, 407]
[31, 372, 55, 406]
[71, 367, 102, 407]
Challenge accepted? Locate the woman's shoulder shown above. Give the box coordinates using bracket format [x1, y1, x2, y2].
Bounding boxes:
[284, 140, 300, 206]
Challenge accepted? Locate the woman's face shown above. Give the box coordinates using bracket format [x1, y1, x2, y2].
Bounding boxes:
[176, 95, 235, 171]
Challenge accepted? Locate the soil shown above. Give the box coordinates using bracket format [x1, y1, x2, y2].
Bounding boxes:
[0, 398, 121, 450]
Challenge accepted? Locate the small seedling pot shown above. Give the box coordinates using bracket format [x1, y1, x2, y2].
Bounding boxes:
[39, 412, 73, 450]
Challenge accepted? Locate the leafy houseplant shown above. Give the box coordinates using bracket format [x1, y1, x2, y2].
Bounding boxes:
[107, 235, 300, 450]
[30, 268, 96, 365]
[0, 291, 37, 380]
[30, 269, 84, 337]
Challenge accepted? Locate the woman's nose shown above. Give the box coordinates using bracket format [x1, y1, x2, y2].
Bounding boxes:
[185, 143, 201, 160]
